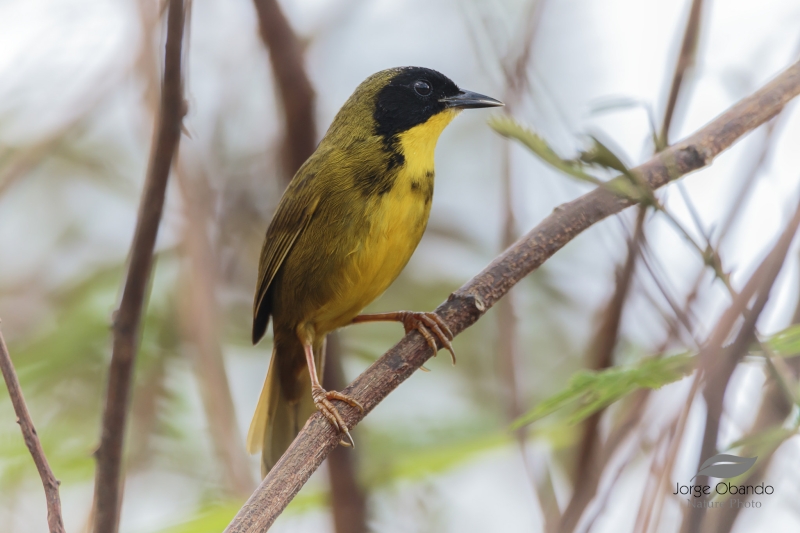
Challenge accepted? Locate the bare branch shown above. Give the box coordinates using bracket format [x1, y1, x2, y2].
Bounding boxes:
[252, 0, 317, 183]
[176, 157, 255, 497]
[660, 0, 705, 147]
[707, 294, 800, 533]
[558, 207, 645, 533]
[497, 4, 561, 528]
[682, 190, 800, 533]
[91, 1, 186, 531]
[0, 327, 65, 533]
[224, 59, 800, 532]
[323, 334, 368, 533]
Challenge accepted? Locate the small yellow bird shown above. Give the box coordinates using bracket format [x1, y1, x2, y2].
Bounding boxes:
[248, 66, 502, 475]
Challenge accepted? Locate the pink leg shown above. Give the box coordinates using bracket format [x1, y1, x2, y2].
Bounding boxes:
[302, 340, 364, 446]
[351, 311, 456, 364]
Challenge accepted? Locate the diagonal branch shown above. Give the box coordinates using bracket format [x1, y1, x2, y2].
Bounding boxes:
[91, 1, 187, 531]
[224, 59, 800, 532]
[0, 327, 65, 533]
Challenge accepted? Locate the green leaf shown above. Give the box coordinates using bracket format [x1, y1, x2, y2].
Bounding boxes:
[579, 136, 630, 174]
[710, 426, 797, 494]
[155, 503, 242, 533]
[727, 425, 797, 454]
[490, 117, 648, 202]
[489, 117, 602, 185]
[153, 491, 328, 533]
[580, 136, 654, 203]
[378, 432, 511, 483]
[511, 353, 696, 430]
[765, 324, 800, 357]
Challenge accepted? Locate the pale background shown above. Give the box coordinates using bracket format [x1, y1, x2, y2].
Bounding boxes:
[1, 0, 800, 531]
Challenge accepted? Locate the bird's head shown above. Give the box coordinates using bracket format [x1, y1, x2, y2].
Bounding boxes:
[370, 66, 503, 138]
[327, 67, 503, 148]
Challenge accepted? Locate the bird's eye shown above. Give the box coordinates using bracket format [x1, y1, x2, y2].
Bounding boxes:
[413, 80, 432, 96]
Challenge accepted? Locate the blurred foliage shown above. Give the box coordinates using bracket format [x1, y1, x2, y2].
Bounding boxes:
[763, 323, 800, 357]
[0, 255, 193, 490]
[489, 116, 602, 185]
[489, 116, 648, 201]
[3, 0, 800, 531]
[511, 352, 696, 429]
[513, 323, 800, 432]
[154, 490, 328, 533]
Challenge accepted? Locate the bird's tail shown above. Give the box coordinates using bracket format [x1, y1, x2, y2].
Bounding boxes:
[246, 335, 322, 478]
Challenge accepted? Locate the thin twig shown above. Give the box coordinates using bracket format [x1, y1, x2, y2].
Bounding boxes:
[681, 191, 800, 533]
[91, 1, 186, 531]
[638, 196, 800, 533]
[562, 6, 706, 524]
[497, 3, 561, 529]
[716, 115, 788, 245]
[223, 58, 800, 533]
[176, 157, 255, 496]
[659, 0, 705, 148]
[0, 327, 65, 533]
[715, 35, 800, 245]
[323, 334, 368, 533]
[136, 0, 254, 497]
[252, 0, 316, 184]
[707, 338, 800, 532]
[557, 207, 645, 533]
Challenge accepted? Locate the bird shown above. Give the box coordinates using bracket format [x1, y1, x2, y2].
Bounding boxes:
[247, 66, 503, 476]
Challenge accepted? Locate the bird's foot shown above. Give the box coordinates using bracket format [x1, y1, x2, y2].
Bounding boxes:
[399, 311, 456, 365]
[311, 386, 364, 447]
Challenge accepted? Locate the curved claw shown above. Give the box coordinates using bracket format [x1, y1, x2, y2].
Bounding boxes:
[340, 429, 355, 448]
[311, 386, 362, 448]
[326, 389, 364, 413]
[401, 312, 457, 365]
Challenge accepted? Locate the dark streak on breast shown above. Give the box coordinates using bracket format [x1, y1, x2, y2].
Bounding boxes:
[354, 171, 395, 197]
[410, 170, 434, 205]
[422, 183, 433, 205]
[354, 133, 406, 198]
[384, 135, 406, 171]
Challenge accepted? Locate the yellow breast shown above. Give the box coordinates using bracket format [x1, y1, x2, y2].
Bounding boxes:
[312, 109, 460, 332]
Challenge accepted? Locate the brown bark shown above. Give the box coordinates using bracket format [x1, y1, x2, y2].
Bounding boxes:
[557, 208, 645, 533]
[323, 334, 368, 533]
[0, 328, 65, 533]
[91, 1, 186, 531]
[176, 159, 255, 497]
[252, 0, 317, 183]
[223, 58, 800, 533]
[707, 282, 800, 533]
[660, 0, 705, 147]
[682, 202, 800, 533]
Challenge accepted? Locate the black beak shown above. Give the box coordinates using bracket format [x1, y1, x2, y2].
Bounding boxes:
[440, 89, 504, 109]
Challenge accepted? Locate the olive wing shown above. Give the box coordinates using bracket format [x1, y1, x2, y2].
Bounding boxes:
[252, 186, 320, 344]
